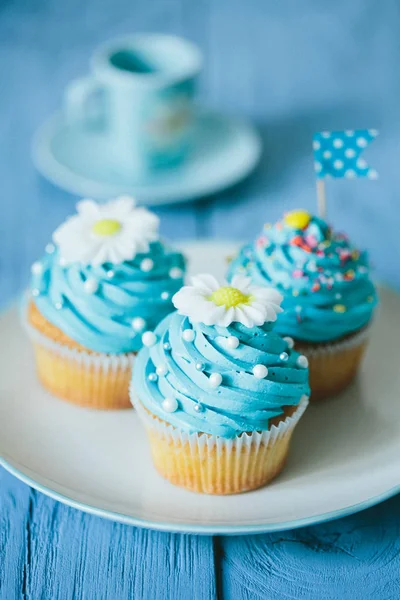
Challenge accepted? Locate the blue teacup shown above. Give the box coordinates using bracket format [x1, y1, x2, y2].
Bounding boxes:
[65, 34, 202, 177]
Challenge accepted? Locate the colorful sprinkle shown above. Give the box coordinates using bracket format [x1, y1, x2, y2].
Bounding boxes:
[305, 234, 318, 248]
[256, 236, 269, 248]
[344, 270, 355, 281]
[333, 304, 347, 313]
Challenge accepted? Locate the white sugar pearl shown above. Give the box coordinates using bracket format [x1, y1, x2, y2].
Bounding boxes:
[31, 261, 43, 275]
[209, 373, 222, 388]
[162, 397, 178, 413]
[195, 362, 205, 371]
[194, 403, 204, 413]
[106, 270, 115, 279]
[226, 336, 239, 349]
[253, 364, 268, 379]
[297, 355, 309, 369]
[280, 352, 289, 362]
[169, 267, 183, 279]
[163, 342, 171, 351]
[142, 331, 157, 347]
[141, 258, 154, 272]
[161, 291, 170, 300]
[182, 329, 195, 342]
[84, 278, 99, 294]
[148, 373, 158, 382]
[283, 336, 294, 349]
[55, 302, 63, 310]
[132, 317, 146, 332]
[156, 364, 168, 377]
[59, 257, 67, 267]
[45, 243, 55, 254]
[32, 288, 40, 297]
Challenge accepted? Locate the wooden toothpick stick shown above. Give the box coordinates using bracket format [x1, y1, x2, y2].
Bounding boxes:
[316, 179, 327, 219]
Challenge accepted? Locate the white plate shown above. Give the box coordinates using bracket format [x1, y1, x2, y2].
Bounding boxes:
[32, 112, 261, 205]
[1, 242, 399, 535]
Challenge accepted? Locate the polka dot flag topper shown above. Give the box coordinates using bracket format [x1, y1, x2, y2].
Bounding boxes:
[313, 129, 378, 180]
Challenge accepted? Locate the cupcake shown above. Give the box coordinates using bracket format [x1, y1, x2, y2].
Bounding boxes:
[131, 274, 309, 494]
[24, 196, 185, 409]
[227, 209, 378, 400]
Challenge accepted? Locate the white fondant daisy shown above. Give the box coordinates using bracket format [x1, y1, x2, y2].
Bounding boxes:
[53, 196, 159, 267]
[172, 274, 283, 328]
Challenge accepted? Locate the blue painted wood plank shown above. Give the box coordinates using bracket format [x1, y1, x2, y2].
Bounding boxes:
[0, 469, 217, 600]
[221, 495, 400, 600]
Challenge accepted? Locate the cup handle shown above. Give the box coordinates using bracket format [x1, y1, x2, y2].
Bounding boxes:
[65, 76, 107, 129]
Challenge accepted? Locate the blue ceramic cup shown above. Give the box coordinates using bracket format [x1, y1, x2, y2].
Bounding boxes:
[65, 34, 202, 177]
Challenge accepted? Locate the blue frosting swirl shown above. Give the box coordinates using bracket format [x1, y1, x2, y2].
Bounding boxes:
[227, 214, 378, 343]
[132, 312, 310, 438]
[31, 241, 185, 354]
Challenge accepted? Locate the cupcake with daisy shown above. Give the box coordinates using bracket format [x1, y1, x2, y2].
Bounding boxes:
[25, 196, 185, 409]
[227, 209, 378, 399]
[131, 274, 309, 495]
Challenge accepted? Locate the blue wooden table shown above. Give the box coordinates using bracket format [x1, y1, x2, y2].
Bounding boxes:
[1, 1, 400, 598]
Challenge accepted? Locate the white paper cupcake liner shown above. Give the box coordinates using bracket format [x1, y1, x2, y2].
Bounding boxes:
[296, 322, 372, 358]
[23, 312, 135, 409]
[132, 388, 309, 494]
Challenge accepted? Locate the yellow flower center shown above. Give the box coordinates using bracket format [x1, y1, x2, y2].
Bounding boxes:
[92, 219, 121, 236]
[210, 286, 251, 308]
[284, 210, 311, 230]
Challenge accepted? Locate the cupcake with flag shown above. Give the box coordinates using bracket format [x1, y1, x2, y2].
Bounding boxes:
[131, 274, 309, 494]
[227, 210, 378, 400]
[25, 196, 185, 409]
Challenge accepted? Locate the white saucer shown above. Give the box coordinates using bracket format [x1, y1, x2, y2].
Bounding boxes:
[32, 113, 262, 204]
[1, 242, 400, 535]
